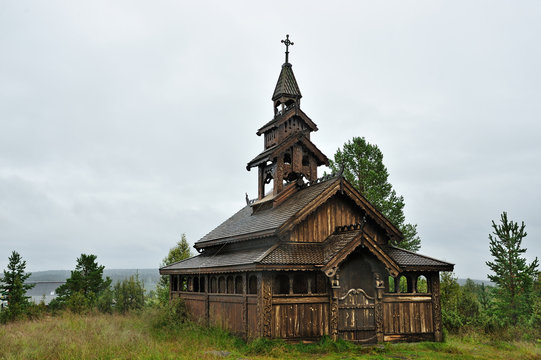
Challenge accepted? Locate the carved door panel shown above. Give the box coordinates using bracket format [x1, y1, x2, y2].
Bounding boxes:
[338, 288, 376, 343]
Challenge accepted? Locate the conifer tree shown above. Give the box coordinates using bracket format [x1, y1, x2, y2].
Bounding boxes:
[157, 234, 192, 304]
[330, 137, 420, 251]
[486, 212, 539, 325]
[53, 254, 111, 309]
[0, 251, 35, 320]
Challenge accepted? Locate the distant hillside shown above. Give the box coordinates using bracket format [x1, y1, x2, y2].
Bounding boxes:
[26, 271, 494, 292]
[457, 278, 495, 287]
[28, 269, 160, 292]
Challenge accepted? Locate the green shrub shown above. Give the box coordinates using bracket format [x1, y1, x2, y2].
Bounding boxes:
[442, 308, 462, 333]
[151, 297, 188, 328]
[67, 291, 90, 314]
[97, 288, 114, 314]
[113, 274, 145, 313]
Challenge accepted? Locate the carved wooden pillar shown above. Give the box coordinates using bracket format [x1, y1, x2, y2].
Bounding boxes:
[309, 157, 317, 181]
[431, 272, 443, 342]
[292, 144, 303, 173]
[274, 157, 284, 195]
[258, 272, 273, 337]
[328, 271, 340, 341]
[374, 273, 385, 343]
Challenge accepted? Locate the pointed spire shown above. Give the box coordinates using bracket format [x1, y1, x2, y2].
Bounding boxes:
[272, 35, 302, 105]
[272, 63, 302, 102]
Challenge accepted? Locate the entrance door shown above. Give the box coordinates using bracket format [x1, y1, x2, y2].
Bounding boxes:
[336, 248, 381, 343]
[338, 287, 376, 342]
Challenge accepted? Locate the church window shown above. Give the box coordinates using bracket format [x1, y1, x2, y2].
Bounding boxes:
[235, 275, 243, 294]
[284, 153, 291, 164]
[248, 275, 257, 294]
[397, 275, 409, 293]
[387, 276, 396, 293]
[274, 273, 290, 294]
[416, 275, 428, 293]
[302, 155, 309, 166]
[226, 276, 234, 294]
[314, 272, 327, 294]
[210, 277, 217, 293]
[292, 273, 308, 294]
[199, 277, 205, 293]
[218, 276, 226, 293]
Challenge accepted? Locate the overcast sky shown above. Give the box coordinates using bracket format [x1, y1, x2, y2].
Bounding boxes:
[1, 1, 539, 280]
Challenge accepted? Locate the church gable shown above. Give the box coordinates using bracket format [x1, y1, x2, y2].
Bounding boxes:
[277, 177, 402, 245]
[287, 193, 366, 243]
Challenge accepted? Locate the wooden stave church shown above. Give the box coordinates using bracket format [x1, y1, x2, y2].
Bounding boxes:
[160, 38, 453, 344]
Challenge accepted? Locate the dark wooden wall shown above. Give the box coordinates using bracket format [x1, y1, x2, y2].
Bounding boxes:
[170, 270, 443, 343]
[271, 296, 330, 338]
[382, 294, 434, 342]
[289, 195, 386, 243]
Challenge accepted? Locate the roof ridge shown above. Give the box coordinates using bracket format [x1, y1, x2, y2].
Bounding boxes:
[301, 173, 339, 189]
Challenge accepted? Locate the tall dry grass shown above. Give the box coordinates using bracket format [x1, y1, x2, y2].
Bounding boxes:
[0, 310, 234, 360]
[0, 310, 539, 360]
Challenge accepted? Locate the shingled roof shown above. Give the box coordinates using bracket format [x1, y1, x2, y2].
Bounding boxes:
[272, 63, 302, 101]
[161, 230, 453, 274]
[194, 176, 339, 249]
[160, 243, 274, 274]
[380, 245, 454, 271]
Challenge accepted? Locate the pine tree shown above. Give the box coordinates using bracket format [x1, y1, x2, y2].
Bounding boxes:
[156, 234, 192, 304]
[486, 212, 539, 325]
[329, 137, 421, 251]
[52, 254, 111, 309]
[0, 251, 35, 320]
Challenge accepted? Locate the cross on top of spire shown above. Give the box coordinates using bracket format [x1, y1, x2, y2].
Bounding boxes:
[281, 34, 294, 64]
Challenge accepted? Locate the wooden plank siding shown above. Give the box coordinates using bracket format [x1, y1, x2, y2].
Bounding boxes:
[382, 294, 433, 338]
[246, 296, 258, 339]
[173, 291, 259, 337]
[288, 195, 387, 244]
[289, 196, 362, 243]
[271, 296, 329, 338]
[209, 294, 244, 334]
[179, 292, 206, 320]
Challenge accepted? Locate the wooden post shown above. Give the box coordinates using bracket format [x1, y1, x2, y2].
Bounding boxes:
[259, 272, 273, 337]
[329, 274, 340, 341]
[375, 273, 385, 343]
[243, 272, 248, 339]
[204, 275, 210, 327]
[258, 165, 265, 200]
[431, 272, 443, 342]
[274, 158, 284, 195]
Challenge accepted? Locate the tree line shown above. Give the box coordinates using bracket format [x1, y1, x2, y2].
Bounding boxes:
[0, 235, 192, 323]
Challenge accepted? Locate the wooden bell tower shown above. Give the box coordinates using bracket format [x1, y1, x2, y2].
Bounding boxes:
[247, 35, 328, 201]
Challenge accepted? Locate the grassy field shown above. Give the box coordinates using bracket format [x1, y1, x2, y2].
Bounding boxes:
[0, 310, 539, 360]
